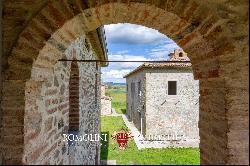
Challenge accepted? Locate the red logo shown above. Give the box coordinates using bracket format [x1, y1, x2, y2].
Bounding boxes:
[112, 130, 133, 150]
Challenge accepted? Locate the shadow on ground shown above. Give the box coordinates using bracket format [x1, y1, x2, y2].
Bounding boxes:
[121, 109, 126, 114]
[101, 131, 109, 160]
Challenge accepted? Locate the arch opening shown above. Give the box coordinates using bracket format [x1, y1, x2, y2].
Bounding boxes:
[0, 1, 248, 165]
[100, 23, 200, 164]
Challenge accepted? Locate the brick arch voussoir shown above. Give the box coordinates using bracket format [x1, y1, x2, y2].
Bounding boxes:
[89, 1, 235, 81]
[6, 0, 231, 82]
[5, 0, 242, 82]
[5, 0, 86, 81]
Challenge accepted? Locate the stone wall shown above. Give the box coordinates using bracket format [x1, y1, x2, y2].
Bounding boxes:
[23, 60, 70, 165]
[101, 96, 112, 116]
[100, 85, 112, 116]
[126, 66, 199, 144]
[101, 85, 106, 97]
[66, 38, 101, 165]
[23, 37, 101, 165]
[126, 71, 146, 136]
[145, 68, 199, 143]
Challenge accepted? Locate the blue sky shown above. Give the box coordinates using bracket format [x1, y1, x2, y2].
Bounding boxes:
[101, 23, 181, 83]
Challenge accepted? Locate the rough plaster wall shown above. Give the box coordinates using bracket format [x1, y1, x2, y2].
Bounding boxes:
[23, 37, 101, 165]
[145, 68, 199, 142]
[126, 71, 146, 136]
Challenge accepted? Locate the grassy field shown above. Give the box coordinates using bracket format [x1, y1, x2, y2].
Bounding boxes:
[105, 87, 126, 114]
[101, 116, 200, 165]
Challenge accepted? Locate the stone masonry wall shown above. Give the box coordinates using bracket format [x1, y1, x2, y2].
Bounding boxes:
[126, 67, 199, 143]
[101, 96, 112, 116]
[23, 37, 101, 165]
[67, 38, 101, 165]
[101, 85, 105, 97]
[24, 60, 70, 165]
[126, 71, 146, 136]
[101, 85, 112, 115]
[145, 68, 199, 144]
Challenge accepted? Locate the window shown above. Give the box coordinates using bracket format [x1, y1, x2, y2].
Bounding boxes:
[179, 52, 183, 57]
[168, 81, 177, 95]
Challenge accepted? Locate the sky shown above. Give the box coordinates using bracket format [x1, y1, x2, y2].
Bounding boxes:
[101, 23, 181, 83]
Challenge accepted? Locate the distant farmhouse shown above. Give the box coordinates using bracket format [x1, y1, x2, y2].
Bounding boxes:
[101, 84, 112, 115]
[124, 49, 199, 146]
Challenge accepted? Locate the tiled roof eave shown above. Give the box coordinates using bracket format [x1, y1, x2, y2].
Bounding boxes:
[123, 62, 192, 78]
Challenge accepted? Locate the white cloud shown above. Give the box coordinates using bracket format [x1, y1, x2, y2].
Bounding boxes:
[148, 41, 180, 60]
[104, 23, 166, 44]
[102, 24, 181, 83]
[115, 50, 129, 54]
[101, 53, 150, 82]
[107, 53, 150, 69]
[101, 42, 180, 82]
[102, 69, 131, 79]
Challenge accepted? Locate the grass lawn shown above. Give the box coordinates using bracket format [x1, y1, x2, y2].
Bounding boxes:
[105, 87, 126, 114]
[101, 116, 200, 165]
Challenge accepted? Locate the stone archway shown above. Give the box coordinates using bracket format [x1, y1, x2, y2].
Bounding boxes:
[1, 0, 248, 165]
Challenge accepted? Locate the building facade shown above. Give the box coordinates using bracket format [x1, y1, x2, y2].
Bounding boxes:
[124, 50, 199, 146]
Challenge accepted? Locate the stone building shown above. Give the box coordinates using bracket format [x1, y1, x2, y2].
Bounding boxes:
[0, 0, 248, 165]
[101, 84, 112, 115]
[124, 50, 199, 146]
